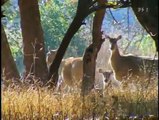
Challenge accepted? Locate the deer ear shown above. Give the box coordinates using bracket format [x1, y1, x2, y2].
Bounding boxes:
[117, 35, 122, 40]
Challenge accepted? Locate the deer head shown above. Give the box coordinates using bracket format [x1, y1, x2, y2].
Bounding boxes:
[105, 35, 122, 51]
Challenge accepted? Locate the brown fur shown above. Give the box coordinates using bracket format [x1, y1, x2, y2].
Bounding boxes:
[61, 57, 77, 87]
[46, 49, 83, 87]
[71, 57, 83, 86]
[46, 49, 65, 75]
[62, 57, 105, 90]
[106, 35, 158, 82]
[46, 49, 106, 90]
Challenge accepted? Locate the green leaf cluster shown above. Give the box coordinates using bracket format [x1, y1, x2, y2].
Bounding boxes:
[40, 0, 88, 57]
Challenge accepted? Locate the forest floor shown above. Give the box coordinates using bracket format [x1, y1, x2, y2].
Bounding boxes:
[2, 79, 158, 120]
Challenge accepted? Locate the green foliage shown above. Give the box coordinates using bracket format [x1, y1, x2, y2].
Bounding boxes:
[3, 0, 156, 74]
[39, 0, 88, 57]
[119, 33, 156, 57]
[2, 1, 24, 73]
[2, 0, 89, 73]
[139, 35, 156, 56]
[2, 1, 22, 58]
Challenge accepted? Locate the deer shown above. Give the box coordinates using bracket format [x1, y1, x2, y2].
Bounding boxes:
[46, 49, 108, 93]
[60, 57, 78, 88]
[105, 35, 158, 88]
[99, 69, 141, 92]
[61, 57, 106, 93]
[46, 50, 82, 91]
[99, 69, 122, 90]
[46, 49, 66, 77]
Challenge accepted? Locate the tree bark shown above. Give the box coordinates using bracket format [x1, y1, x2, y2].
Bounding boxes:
[81, 0, 106, 95]
[1, 25, 20, 80]
[18, 0, 48, 83]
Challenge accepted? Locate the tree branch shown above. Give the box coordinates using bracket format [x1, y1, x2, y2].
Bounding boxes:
[88, 2, 131, 15]
[89, 0, 97, 8]
[108, 8, 118, 24]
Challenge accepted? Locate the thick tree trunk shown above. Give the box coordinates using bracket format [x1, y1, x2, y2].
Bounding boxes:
[1, 25, 20, 80]
[81, 0, 106, 96]
[18, 0, 48, 83]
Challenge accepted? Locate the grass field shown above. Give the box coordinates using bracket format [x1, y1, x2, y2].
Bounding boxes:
[2, 79, 158, 120]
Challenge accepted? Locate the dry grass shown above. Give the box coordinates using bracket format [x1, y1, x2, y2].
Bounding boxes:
[2, 79, 158, 120]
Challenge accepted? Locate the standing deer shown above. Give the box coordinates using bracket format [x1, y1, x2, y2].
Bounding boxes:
[61, 57, 106, 93]
[106, 35, 158, 86]
[46, 49, 115, 93]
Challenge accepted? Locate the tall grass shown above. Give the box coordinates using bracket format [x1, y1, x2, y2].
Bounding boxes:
[2, 79, 158, 120]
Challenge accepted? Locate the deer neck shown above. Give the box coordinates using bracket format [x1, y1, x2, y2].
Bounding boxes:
[110, 46, 121, 61]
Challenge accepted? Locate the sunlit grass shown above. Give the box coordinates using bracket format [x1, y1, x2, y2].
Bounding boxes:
[2, 79, 158, 120]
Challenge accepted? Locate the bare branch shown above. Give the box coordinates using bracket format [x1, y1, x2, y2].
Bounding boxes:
[89, 0, 98, 8]
[88, 2, 131, 15]
[108, 8, 118, 24]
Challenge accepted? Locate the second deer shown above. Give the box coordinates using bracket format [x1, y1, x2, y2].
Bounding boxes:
[106, 35, 158, 86]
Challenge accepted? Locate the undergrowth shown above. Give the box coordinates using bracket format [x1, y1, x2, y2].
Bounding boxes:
[2, 79, 158, 120]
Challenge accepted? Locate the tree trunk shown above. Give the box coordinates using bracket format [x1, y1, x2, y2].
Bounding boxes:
[81, 0, 106, 96]
[18, 0, 48, 83]
[1, 25, 20, 80]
